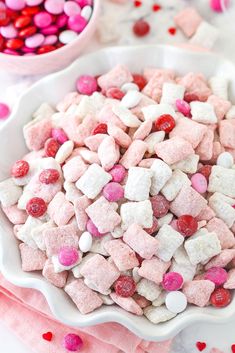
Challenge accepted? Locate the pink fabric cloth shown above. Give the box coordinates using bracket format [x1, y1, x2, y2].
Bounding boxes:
[0, 274, 172, 353]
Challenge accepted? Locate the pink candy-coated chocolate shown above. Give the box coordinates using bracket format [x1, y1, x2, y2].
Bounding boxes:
[102, 182, 124, 202]
[52, 128, 68, 144]
[191, 173, 208, 194]
[34, 11, 53, 28]
[175, 98, 191, 116]
[109, 164, 126, 183]
[21, 46, 35, 53]
[205, 267, 228, 286]
[68, 14, 87, 33]
[63, 333, 83, 352]
[75, 0, 93, 7]
[41, 25, 58, 35]
[25, 33, 45, 48]
[76, 74, 97, 95]
[5, 0, 25, 10]
[58, 246, 79, 266]
[0, 103, 10, 120]
[1, 24, 18, 39]
[86, 219, 105, 237]
[64, 1, 81, 16]
[44, 0, 65, 14]
[26, 0, 44, 4]
[43, 34, 58, 45]
[3, 48, 19, 55]
[56, 13, 68, 27]
[210, 0, 229, 12]
[162, 272, 184, 291]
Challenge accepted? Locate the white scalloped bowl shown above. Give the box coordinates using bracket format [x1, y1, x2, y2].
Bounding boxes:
[0, 45, 235, 342]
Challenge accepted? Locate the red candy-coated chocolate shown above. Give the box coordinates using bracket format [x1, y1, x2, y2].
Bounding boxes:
[92, 123, 108, 135]
[0, 34, 5, 51]
[0, 9, 10, 26]
[198, 165, 212, 181]
[106, 87, 125, 100]
[177, 215, 198, 237]
[114, 275, 136, 298]
[11, 160, 29, 178]
[14, 15, 31, 28]
[39, 168, 60, 184]
[6, 38, 24, 50]
[150, 195, 170, 218]
[152, 4, 161, 11]
[132, 73, 147, 90]
[6, 9, 19, 21]
[19, 25, 37, 38]
[22, 6, 40, 16]
[210, 287, 231, 308]
[26, 197, 47, 217]
[155, 114, 176, 133]
[133, 19, 150, 37]
[184, 92, 200, 103]
[44, 138, 60, 158]
[37, 45, 56, 54]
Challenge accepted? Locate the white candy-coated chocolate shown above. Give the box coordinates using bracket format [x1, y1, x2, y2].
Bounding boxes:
[79, 232, 93, 253]
[165, 291, 187, 314]
[216, 152, 234, 168]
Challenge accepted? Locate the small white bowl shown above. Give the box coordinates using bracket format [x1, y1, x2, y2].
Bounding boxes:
[0, 45, 235, 341]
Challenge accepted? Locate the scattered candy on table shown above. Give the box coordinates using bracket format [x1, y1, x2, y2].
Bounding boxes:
[0, 102, 10, 119]
[63, 333, 83, 352]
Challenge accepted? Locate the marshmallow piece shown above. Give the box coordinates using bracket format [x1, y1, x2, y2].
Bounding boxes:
[155, 137, 194, 165]
[171, 154, 199, 174]
[138, 257, 171, 284]
[55, 140, 74, 164]
[190, 101, 217, 124]
[19, 243, 47, 272]
[104, 239, 139, 271]
[190, 21, 219, 49]
[208, 165, 235, 198]
[174, 7, 202, 37]
[112, 105, 141, 128]
[137, 278, 162, 301]
[165, 291, 187, 314]
[121, 90, 142, 109]
[206, 217, 235, 249]
[124, 167, 152, 201]
[120, 200, 153, 230]
[150, 159, 172, 196]
[182, 280, 215, 307]
[208, 192, 235, 227]
[110, 293, 143, 316]
[156, 225, 184, 262]
[52, 253, 81, 273]
[144, 306, 176, 324]
[144, 131, 165, 154]
[160, 83, 185, 107]
[185, 231, 221, 265]
[90, 233, 112, 256]
[76, 164, 112, 199]
[226, 105, 235, 119]
[64, 181, 83, 204]
[78, 231, 93, 253]
[121, 82, 139, 93]
[98, 136, 119, 171]
[123, 224, 159, 259]
[0, 178, 22, 207]
[142, 104, 176, 122]
[209, 76, 229, 100]
[17, 216, 43, 249]
[120, 140, 147, 169]
[170, 186, 207, 217]
[161, 170, 191, 201]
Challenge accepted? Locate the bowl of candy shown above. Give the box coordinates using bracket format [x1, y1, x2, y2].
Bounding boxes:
[0, 0, 100, 75]
[0, 45, 235, 341]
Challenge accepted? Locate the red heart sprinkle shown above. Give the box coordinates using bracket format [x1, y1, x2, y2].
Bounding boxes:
[42, 332, 53, 342]
[134, 1, 142, 7]
[152, 4, 161, 11]
[168, 27, 176, 35]
[231, 344, 235, 353]
[196, 342, 207, 352]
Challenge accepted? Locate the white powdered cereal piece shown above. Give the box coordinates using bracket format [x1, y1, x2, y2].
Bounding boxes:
[55, 140, 74, 164]
[160, 83, 185, 107]
[170, 260, 196, 282]
[33, 102, 55, 120]
[121, 91, 142, 109]
[0, 178, 22, 207]
[90, 234, 112, 256]
[51, 112, 65, 127]
[84, 278, 111, 295]
[112, 105, 141, 127]
[144, 131, 165, 154]
[76, 163, 112, 199]
[152, 292, 167, 307]
[209, 76, 229, 100]
[226, 105, 235, 119]
[72, 253, 95, 278]
[17, 216, 43, 249]
[132, 267, 141, 283]
[52, 253, 81, 273]
[142, 104, 176, 122]
[190, 21, 219, 49]
[208, 165, 235, 198]
[190, 102, 217, 124]
[171, 154, 199, 173]
[120, 200, 153, 230]
[136, 278, 162, 301]
[121, 82, 139, 93]
[13, 159, 38, 186]
[157, 213, 174, 230]
[185, 231, 221, 265]
[209, 192, 235, 227]
[125, 167, 152, 201]
[161, 170, 191, 201]
[100, 294, 114, 305]
[111, 226, 123, 239]
[144, 306, 176, 324]
[150, 159, 172, 196]
[39, 157, 62, 174]
[31, 220, 55, 251]
[64, 181, 83, 203]
[155, 225, 184, 262]
[17, 190, 34, 210]
[75, 92, 105, 119]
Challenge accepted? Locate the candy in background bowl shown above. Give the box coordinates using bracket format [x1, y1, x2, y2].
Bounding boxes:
[0, 0, 100, 75]
[1, 45, 235, 342]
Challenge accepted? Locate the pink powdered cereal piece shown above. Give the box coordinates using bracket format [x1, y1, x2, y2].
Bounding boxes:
[120, 140, 147, 169]
[219, 119, 235, 149]
[26, 172, 62, 203]
[195, 128, 214, 161]
[109, 164, 126, 183]
[98, 136, 119, 171]
[48, 192, 74, 226]
[138, 158, 155, 168]
[56, 91, 81, 112]
[43, 259, 68, 288]
[191, 173, 208, 194]
[155, 137, 194, 165]
[142, 70, 175, 102]
[85, 196, 121, 233]
[209, 141, 225, 164]
[65, 279, 103, 314]
[107, 124, 132, 148]
[110, 292, 143, 316]
[205, 249, 235, 270]
[182, 280, 215, 307]
[174, 7, 203, 37]
[224, 269, 235, 289]
[207, 95, 231, 121]
[2, 204, 27, 224]
[196, 206, 215, 222]
[169, 117, 207, 148]
[80, 254, 120, 293]
[43, 224, 80, 256]
[76, 147, 100, 165]
[133, 120, 152, 140]
[73, 114, 98, 146]
[23, 119, 52, 151]
[97, 105, 127, 131]
[138, 257, 171, 284]
[19, 243, 47, 271]
[143, 67, 175, 82]
[104, 239, 139, 271]
[133, 294, 151, 308]
[60, 115, 82, 143]
[170, 186, 207, 217]
[204, 267, 228, 286]
[123, 224, 159, 260]
[23, 149, 45, 163]
[62, 156, 88, 182]
[177, 73, 212, 102]
[84, 134, 107, 152]
[74, 196, 91, 231]
[206, 217, 235, 249]
[97, 64, 133, 91]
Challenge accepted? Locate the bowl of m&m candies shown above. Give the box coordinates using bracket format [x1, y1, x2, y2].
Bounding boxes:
[0, 0, 100, 75]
